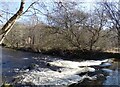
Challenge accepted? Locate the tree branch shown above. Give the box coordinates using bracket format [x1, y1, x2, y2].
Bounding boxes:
[0, 0, 25, 44]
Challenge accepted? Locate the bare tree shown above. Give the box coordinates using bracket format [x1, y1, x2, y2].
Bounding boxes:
[0, 0, 25, 44]
[0, 0, 37, 44]
[101, 1, 120, 51]
[84, 6, 107, 51]
[42, 1, 89, 50]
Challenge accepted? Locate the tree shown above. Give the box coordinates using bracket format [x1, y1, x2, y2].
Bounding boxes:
[0, 0, 37, 44]
[0, 0, 25, 44]
[44, 1, 89, 50]
[101, 1, 120, 51]
[84, 6, 107, 50]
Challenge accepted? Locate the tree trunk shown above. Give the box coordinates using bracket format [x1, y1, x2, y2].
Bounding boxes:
[0, 0, 25, 44]
[118, 31, 120, 52]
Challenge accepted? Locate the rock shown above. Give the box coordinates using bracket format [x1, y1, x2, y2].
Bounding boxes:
[14, 68, 20, 72]
[24, 69, 29, 72]
[78, 72, 87, 76]
[57, 70, 62, 73]
[46, 63, 51, 67]
[48, 59, 108, 68]
[68, 83, 77, 87]
[100, 63, 112, 68]
[25, 63, 39, 70]
[97, 74, 106, 81]
[101, 69, 113, 76]
[81, 74, 97, 81]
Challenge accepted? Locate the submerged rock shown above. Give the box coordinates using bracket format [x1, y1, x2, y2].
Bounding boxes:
[101, 69, 113, 76]
[48, 59, 108, 68]
[25, 63, 39, 70]
[100, 63, 112, 68]
[16, 69, 81, 85]
[13, 68, 20, 73]
[13, 59, 110, 86]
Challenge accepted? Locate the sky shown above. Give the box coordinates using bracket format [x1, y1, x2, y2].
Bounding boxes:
[0, 0, 119, 25]
[0, 0, 119, 2]
[0, 0, 95, 2]
[0, 0, 95, 24]
[0, 0, 96, 11]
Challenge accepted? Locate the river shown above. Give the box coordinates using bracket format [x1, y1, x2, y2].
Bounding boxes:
[1, 47, 120, 86]
[2, 47, 59, 83]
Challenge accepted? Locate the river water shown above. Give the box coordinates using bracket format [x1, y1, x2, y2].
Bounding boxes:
[2, 47, 59, 83]
[1, 47, 120, 86]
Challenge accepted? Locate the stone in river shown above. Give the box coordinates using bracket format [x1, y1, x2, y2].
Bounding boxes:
[100, 63, 112, 68]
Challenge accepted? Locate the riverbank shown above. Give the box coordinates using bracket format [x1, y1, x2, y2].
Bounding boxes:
[2, 45, 120, 60]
